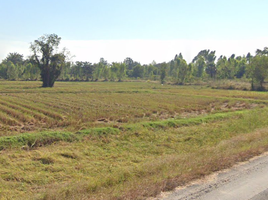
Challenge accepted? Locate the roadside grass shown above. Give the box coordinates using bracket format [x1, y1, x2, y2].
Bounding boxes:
[0, 107, 268, 199]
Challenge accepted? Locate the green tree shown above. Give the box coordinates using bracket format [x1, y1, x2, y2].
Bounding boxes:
[25, 63, 40, 80]
[3, 52, 24, 65]
[6, 61, 18, 80]
[216, 56, 228, 79]
[99, 57, 108, 65]
[30, 34, 68, 87]
[206, 51, 217, 78]
[124, 57, 134, 70]
[110, 63, 119, 81]
[216, 55, 237, 79]
[82, 62, 94, 81]
[0, 63, 7, 79]
[102, 65, 110, 81]
[187, 63, 194, 82]
[110, 62, 126, 81]
[248, 55, 268, 90]
[175, 56, 188, 84]
[256, 47, 268, 56]
[58, 61, 71, 81]
[70, 62, 83, 80]
[246, 52, 253, 64]
[160, 63, 167, 84]
[147, 64, 157, 78]
[235, 57, 247, 78]
[117, 63, 126, 82]
[194, 56, 205, 77]
[193, 50, 217, 78]
[93, 63, 103, 81]
[132, 65, 144, 78]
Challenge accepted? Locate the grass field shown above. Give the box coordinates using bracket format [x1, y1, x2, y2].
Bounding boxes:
[1, 81, 268, 199]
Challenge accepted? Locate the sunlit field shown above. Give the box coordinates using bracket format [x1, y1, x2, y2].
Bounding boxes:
[0, 81, 265, 136]
[1, 81, 268, 199]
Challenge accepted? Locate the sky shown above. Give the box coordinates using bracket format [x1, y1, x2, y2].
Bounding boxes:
[1, 0, 268, 64]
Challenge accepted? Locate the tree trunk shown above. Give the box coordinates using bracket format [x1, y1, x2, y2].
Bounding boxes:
[251, 78, 254, 91]
[42, 66, 50, 87]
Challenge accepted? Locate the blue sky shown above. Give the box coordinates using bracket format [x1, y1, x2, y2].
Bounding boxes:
[1, 0, 268, 64]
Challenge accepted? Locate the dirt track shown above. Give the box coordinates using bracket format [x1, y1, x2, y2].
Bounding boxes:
[152, 152, 268, 200]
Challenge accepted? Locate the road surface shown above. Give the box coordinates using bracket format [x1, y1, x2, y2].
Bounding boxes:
[153, 152, 268, 200]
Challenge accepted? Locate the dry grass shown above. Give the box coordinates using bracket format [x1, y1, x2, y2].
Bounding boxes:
[0, 81, 268, 199]
[0, 81, 264, 136]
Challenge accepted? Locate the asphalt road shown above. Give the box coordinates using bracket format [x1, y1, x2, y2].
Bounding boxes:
[152, 153, 268, 200]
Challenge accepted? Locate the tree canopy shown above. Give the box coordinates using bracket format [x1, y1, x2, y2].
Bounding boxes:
[30, 34, 67, 87]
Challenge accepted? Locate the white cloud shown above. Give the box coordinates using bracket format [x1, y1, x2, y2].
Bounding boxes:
[1, 38, 268, 64]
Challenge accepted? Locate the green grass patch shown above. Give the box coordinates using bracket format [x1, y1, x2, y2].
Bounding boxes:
[0, 111, 249, 151]
[77, 127, 120, 136]
[0, 131, 78, 150]
[0, 127, 121, 150]
[141, 110, 247, 129]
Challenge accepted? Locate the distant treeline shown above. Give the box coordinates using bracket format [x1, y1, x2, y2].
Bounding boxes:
[1, 47, 268, 90]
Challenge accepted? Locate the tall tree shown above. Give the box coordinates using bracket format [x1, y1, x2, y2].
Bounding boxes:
[3, 52, 24, 65]
[6, 61, 18, 80]
[248, 55, 268, 90]
[30, 34, 67, 87]
[24, 63, 40, 80]
[111, 62, 126, 81]
[83, 62, 94, 81]
[124, 57, 134, 70]
[235, 57, 247, 78]
[256, 47, 268, 56]
[93, 63, 103, 81]
[132, 65, 144, 78]
[216, 56, 228, 79]
[194, 56, 206, 77]
[117, 63, 126, 82]
[175, 56, 188, 84]
[246, 52, 253, 64]
[99, 57, 108, 65]
[71, 62, 83, 80]
[0, 63, 7, 79]
[193, 50, 217, 78]
[206, 51, 217, 78]
[102, 66, 110, 81]
[160, 63, 167, 84]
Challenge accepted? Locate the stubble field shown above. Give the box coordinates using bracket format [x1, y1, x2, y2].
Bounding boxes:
[1, 81, 268, 199]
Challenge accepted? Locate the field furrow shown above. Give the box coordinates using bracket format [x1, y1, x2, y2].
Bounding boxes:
[0, 104, 34, 123]
[0, 99, 51, 122]
[0, 110, 21, 126]
[0, 96, 64, 120]
[0, 82, 261, 136]
[8, 93, 78, 113]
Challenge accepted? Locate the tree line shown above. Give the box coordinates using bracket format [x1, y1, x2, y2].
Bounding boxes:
[0, 34, 268, 90]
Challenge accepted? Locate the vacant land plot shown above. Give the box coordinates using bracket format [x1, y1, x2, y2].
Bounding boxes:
[1, 81, 268, 199]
